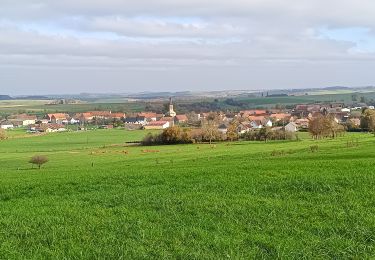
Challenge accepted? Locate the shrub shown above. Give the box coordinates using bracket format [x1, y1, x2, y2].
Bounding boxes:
[271, 150, 285, 156]
[310, 145, 319, 153]
[141, 126, 193, 146]
[29, 155, 49, 169]
[0, 129, 7, 140]
[241, 129, 295, 141]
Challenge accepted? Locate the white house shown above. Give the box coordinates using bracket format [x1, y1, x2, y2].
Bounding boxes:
[39, 119, 49, 124]
[10, 114, 37, 126]
[285, 122, 298, 132]
[341, 108, 351, 113]
[45, 124, 67, 133]
[250, 120, 263, 129]
[218, 124, 228, 134]
[69, 117, 80, 124]
[0, 121, 14, 130]
[263, 119, 273, 127]
[124, 116, 147, 126]
[144, 121, 170, 130]
[237, 123, 251, 134]
[47, 113, 69, 124]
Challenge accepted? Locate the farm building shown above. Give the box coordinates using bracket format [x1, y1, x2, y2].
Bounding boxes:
[47, 113, 69, 124]
[138, 112, 157, 121]
[124, 116, 147, 126]
[218, 124, 228, 134]
[144, 121, 170, 130]
[0, 121, 14, 130]
[285, 122, 298, 132]
[174, 115, 188, 124]
[9, 114, 37, 126]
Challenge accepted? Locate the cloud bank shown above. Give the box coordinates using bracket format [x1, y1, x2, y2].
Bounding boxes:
[1, 0, 375, 94]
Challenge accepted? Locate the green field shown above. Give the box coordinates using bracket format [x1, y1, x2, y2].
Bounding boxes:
[1, 129, 375, 258]
[0, 100, 149, 117]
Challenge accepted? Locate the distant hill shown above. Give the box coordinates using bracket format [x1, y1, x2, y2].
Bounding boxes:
[0, 95, 12, 100]
[320, 86, 350, 91]
[14, 96, 49, 100]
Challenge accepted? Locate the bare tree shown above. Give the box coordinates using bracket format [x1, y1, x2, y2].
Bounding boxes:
[361, 109, 375, 135]
[203, 122, 220, 144]
[309, 114, 344, 139]
[308, 115, 324, 139]
[29, 155, 49, 169]
[201, 112, 221, 144]
[226, 121, 239, 141]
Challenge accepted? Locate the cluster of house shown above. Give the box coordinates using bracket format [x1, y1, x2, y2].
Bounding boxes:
[0, 111, 125, 132]
[0, 98, 188, 132]
[214, 110, 307, 134]
[1, 99, 372, 134]
[211, 102, 371, 134]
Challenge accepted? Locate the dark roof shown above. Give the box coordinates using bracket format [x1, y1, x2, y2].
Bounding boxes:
[124, 117, 139, 123]
[0, 121, 13, 125]
[218, 124, 228, 129]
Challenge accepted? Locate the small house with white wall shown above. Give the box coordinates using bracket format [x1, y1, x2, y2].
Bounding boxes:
[0, 121, 14, 130]
[144, 121, 170, 130]
[285, 122, 298, 132]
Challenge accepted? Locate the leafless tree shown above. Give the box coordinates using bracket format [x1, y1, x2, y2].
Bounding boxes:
[29, 155, 49, 169]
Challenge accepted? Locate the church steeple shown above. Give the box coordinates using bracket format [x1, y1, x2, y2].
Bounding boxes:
[167, 97, 176, 117]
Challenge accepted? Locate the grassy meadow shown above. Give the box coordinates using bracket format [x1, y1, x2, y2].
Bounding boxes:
[0, 100, 147, 116]
[1, 129, 375, 258]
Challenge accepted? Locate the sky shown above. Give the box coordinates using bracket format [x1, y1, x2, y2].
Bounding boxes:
[1, 1, 375, 95]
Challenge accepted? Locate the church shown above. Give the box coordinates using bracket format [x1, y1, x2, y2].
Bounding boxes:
[166, 97, 176, 117]
[143, 97, 188, 129]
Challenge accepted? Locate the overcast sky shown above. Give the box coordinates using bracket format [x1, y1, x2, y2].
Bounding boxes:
[1, 0, 375, 95]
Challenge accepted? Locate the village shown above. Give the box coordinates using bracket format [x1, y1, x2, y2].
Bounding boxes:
[0, 97, 373, 137]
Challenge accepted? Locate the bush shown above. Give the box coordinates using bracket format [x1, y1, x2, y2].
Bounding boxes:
[241, 129, 296, 141]
[29, 155, 49, 169]
[310, 145, 319, 153]
[141, 126, 193, 146]
[0, 129, 7, 140]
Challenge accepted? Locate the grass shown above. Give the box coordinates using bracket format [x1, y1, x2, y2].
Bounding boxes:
[0, 100, 147, 116]
[1, 130, 375, 258]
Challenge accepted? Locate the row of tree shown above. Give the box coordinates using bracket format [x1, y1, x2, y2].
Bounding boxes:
[308, 114, 345, 139]
[241, 128, 296, 142]
[141, 126, 194, 145]
[308, 109, 375, 139]
[142, 124, 295, 146]
[360, 109, 375, 133]
[141, 125, 227, 145]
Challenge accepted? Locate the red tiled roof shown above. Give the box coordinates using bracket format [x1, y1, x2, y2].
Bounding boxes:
[110, 113, 125, 118]
[13, 114, 37, 120]
[75, 112, 93, 119]
[147, 121, 169, 126]
[241, 110, 267, 115]
[88, 111, 112, 117]
[138, 112, 157, 118]
[270, 113, 290, 120]
[248, 115, 265, 121]
[48, 113, 68, 120]
[48, 123, 65, 129]
[175, 115, 188, 121]
[160, 116, 174, 121]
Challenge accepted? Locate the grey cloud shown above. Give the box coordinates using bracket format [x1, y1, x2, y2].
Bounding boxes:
[0, 1, 375, 94]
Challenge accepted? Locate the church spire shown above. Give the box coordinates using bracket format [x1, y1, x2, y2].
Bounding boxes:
[167, 97, 176, 117]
